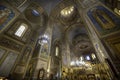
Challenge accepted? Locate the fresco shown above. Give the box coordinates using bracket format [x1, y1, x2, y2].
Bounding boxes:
[0, 5, 15, 30]
[0, 52, 18, 76]
[87, 6, 120, 37]
[40, 43, 49, 59]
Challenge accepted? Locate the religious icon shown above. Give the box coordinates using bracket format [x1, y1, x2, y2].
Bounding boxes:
[0, 5, 15, 29]
[40, 43, 49, 59]
[92, 9, 116, 30]
[0, 8, 10, 24]
[37, 68, 45, 80]
[87, 6, 120, 36]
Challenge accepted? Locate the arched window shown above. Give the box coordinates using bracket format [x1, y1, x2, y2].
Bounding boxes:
[55, 46, 59, 56]
[32, 9, 40, 16]
[15, 23, 28, 37]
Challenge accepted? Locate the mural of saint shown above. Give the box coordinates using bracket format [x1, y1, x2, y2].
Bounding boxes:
[40, 43, 49, 59]
[0, 5, 15, 29]
[41, 44, 48, 55]
[92, 9, 116, 30]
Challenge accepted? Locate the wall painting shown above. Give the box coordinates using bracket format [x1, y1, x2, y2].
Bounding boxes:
[87, 6, 120, 37]
[40, 43, 49, 59]
[0, 52, 18, 76]
[0, 4, 15, 30]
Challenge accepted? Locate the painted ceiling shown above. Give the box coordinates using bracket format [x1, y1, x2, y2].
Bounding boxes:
[28, 0, 96, 62]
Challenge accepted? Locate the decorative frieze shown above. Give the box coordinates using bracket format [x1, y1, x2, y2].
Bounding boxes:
[0, 36, 23, 52]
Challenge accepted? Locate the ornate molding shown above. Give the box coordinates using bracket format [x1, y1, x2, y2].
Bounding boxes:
[0, 36, 23, 52]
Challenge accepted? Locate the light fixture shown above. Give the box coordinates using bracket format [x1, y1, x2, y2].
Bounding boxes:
[39, 34, 49, 44]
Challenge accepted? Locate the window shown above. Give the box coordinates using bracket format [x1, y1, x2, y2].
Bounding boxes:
[55, 46, 59, 56]
[86, 56, 90, 60]
[32, 9, 40, 16]
[15, 23, 28, 37]
[60, 6, 74, 16]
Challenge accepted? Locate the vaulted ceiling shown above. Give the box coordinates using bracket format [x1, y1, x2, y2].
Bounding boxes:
[29, 0, 95, 62]
[30, 0, 62, 15]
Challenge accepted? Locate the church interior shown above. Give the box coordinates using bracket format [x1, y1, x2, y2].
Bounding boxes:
[0, 0, 120, 80]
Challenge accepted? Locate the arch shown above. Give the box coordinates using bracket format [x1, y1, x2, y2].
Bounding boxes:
[24, 2, 48, 25]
